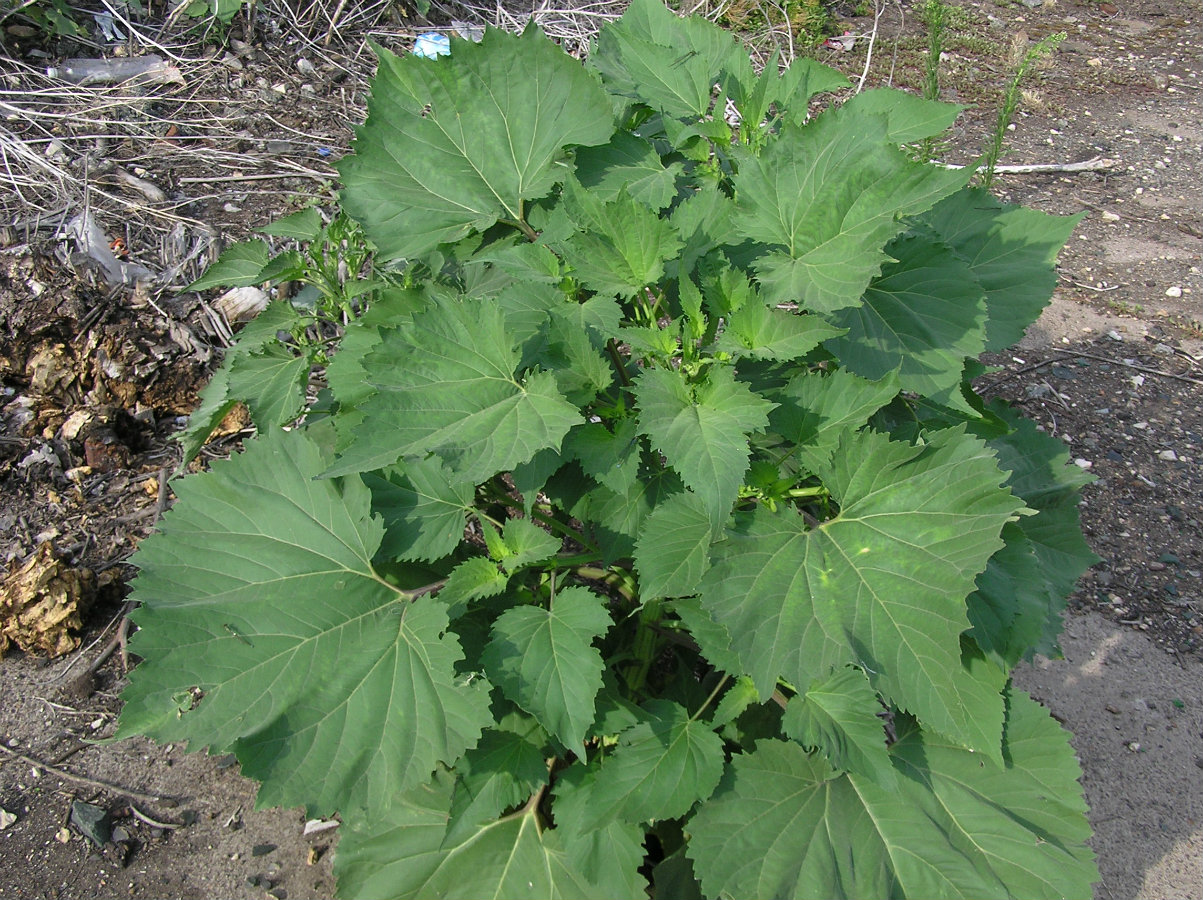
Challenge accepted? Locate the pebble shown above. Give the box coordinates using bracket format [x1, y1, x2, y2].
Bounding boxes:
[1158, 449, 1179, 461]
[1165, 286, 1183, 298]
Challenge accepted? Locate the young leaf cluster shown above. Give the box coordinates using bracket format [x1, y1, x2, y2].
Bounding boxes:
[118, 1, 1099, 897]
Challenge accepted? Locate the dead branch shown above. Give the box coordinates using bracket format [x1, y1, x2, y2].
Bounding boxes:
[939, 156, 1120, 175]
[0, 741, 175, 806]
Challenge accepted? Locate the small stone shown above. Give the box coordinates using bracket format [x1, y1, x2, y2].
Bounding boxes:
[1127, 741, 1141, 752]
[1158, 449, 1179, 462]
[1165, 286, 1183, 298]
[253, 842, 278, 857]
[1074, 458, 1093, 469]
[70, 801, 111, 847]
[0, 809, 16, 830]
[55, 826, 71, 844]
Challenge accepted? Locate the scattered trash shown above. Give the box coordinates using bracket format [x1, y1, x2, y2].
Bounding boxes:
[70, 800, 111, 847]
[823, 31, 856, 52]
[0, 543, 99, 658]
[47, 55, 185, 87]
[62, 210, 154, 286]
[303, 818, 340, 836]
[413, 33, 451, 59]
[116, 168, 167, 203]
[215, 286, 270, 324]
[91, 11, 125, 41]
[452, 20, 486, 41]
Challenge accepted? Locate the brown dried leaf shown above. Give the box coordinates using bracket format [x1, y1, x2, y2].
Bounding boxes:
[0, 543, 96, 658]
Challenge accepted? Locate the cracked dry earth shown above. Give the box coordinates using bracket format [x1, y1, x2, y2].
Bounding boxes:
[1, 0, 1201, 898]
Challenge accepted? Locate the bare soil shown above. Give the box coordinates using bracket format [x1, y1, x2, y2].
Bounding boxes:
[1, 0, 1201, 897]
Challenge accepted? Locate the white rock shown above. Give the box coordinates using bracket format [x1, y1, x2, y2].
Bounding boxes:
[1165, 285, 1183, 298]
[1158, 449, 1179, 462]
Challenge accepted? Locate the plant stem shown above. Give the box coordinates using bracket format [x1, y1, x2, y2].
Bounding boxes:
[690, 673, 731, 723]
[529, 506, 598, 555]
[980, 31, 1066, 187]
[606, 338, 632, 387]
[624, 599, 663, 695]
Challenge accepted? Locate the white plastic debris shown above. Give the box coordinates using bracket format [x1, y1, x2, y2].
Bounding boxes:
[215, 286, 270, 324]
[303, 818, 340, 836]
[62, 211, 153, 286]
[823, 31, 856, 52]
[413, 34, 451, 59]
[48, 55, 185, 87]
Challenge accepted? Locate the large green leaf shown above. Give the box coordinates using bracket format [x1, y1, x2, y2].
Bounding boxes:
[634, 366, 775, 518]
[969, 403, 1098, 661]
[688, 692, 1097, 899]
[782, 666, 896, 788]
[482, 587, 612, 759]
[339, 26, 614, 260]
[573, 130, 683, 210]
[335, 770, 621, 900]
[558, 178, 683, 299]
[591, 0, 744, 119]
[732, 108, 968, 312]
[229, 343, 310, 428]
[634, 491, 714, 600]
[769, 367, 901, 471]
[365, 457, 475, 562]
[446, 727, 549, 841]
[922, 188, 1084, 351]
[697, 427, 1022, 759]
[566, 699, 725, 828]
[116, 429, 492, 816]
[715, 301, 845, 361]
[327, 297, 581, 480]
[825, 232, 988, 408]
[186, 239, 270, 290]
[551, 764, 658, 899]
[727, 53, 849, 135]
[175, 301, 310, 466]
[840, 88, 963, 143]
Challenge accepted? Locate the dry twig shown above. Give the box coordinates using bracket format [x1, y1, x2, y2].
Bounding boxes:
[0, 741, 175, 806]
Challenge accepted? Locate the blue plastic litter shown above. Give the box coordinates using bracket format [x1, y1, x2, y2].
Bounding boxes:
[413, 33, 451, 59]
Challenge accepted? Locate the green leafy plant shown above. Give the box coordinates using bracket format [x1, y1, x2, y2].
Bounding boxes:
[176, 209, 392, 467]
[981, 29, 1066, 186]
[116, 1, 1099, 896]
